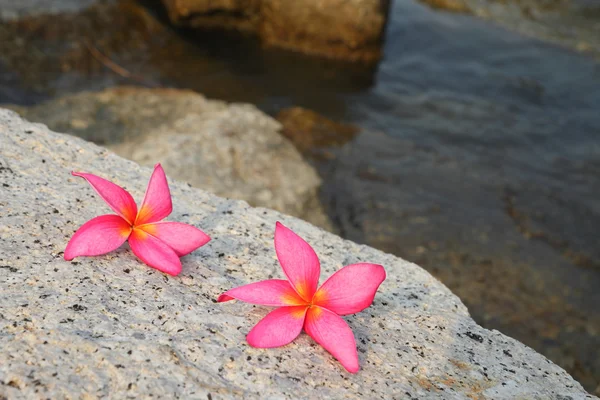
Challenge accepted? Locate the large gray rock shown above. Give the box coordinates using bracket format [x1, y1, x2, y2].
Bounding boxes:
[6, 87, 332, 231]
[0, 109, 595, 398]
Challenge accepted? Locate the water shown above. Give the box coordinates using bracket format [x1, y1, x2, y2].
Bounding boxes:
[0, 0, 599, 392]
[326, 2, 600, 391]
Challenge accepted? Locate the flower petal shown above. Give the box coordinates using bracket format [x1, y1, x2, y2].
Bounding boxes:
[274, 222, 320, 302]
[313, 263, 386, 316]
[128, 228, 181, 276]
[304, 306, 359, 373]
[217, 280, 306, 306]
[64, 215, 131, 260]
[72, 172, 137, 224]
[138, 222, 210, 256]
[135, 164, 172, 225]
[247, 306, 308, 348]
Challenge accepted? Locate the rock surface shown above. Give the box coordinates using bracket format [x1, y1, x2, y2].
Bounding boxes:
[0, 109, 595, 399]
[6, 87, 332, 231]
[160, 0, 390, 62]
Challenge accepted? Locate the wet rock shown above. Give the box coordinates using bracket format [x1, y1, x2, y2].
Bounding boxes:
[0, 0, 379, 109]
[160, 0, 391, 62]
[6, 86, 332, 231]
[0, 0, 99, 21]
[259, 0, 390, 62]
[162, 0, 262, 33]
[276, 107, 359, 159]
[0, 0, 172, 97]
[418, 0, 471, 13]
[0, 107, 596, 399]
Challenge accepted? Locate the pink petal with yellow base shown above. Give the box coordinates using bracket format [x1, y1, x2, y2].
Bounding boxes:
[218, 279, 306, 306]
[72, 172, 137, 224]
[65, 164, 210, 275]
[218, 222, 386, 373]
[129, 228, 182, 276]
[135, 164, 173, 225]
[247, 306, 308, 348]
[304, 306, 359, 373]
[139, 222, 210, 256]
[274, 222, 320, 302]
[64, 215, 131, 260]
[313, 263, 386, 316]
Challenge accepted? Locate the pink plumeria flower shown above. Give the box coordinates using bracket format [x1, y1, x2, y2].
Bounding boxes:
[218, 222, 386, 373]
[64, 164, 210, 276]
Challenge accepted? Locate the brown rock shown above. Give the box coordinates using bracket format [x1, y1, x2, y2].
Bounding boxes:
[160, 0, 391, 62]
[276, 107, 358, 158]
[161, 0, 262, 33]
[259, 0, 390, 62]
[418, 0, 471, 13]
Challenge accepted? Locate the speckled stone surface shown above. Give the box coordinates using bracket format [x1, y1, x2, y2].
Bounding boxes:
[0, 108, 595, 399]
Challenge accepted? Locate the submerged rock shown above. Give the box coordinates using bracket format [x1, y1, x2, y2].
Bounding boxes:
[276, 106, 359, 160]
[160, 0, 391, 62]
[6, 87, 332, 231]
[0, 0, 175, 99]
[0, 0, 99, 21]
[418, 0, 471, 13]
[418, 0, 600, 58]
[0, 108, 596, 399]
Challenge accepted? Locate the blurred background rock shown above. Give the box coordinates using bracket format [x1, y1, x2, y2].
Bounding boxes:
[0, 0, 599, 394]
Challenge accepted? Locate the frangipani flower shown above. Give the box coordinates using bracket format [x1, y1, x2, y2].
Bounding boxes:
[218, 222, 386, 373]
[64, 164, 210, 276]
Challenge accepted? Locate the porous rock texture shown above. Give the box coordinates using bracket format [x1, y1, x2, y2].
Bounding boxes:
[6, 87, 332, 231]
[0, 108, 595, 399]
[160, 0, 390, 62]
